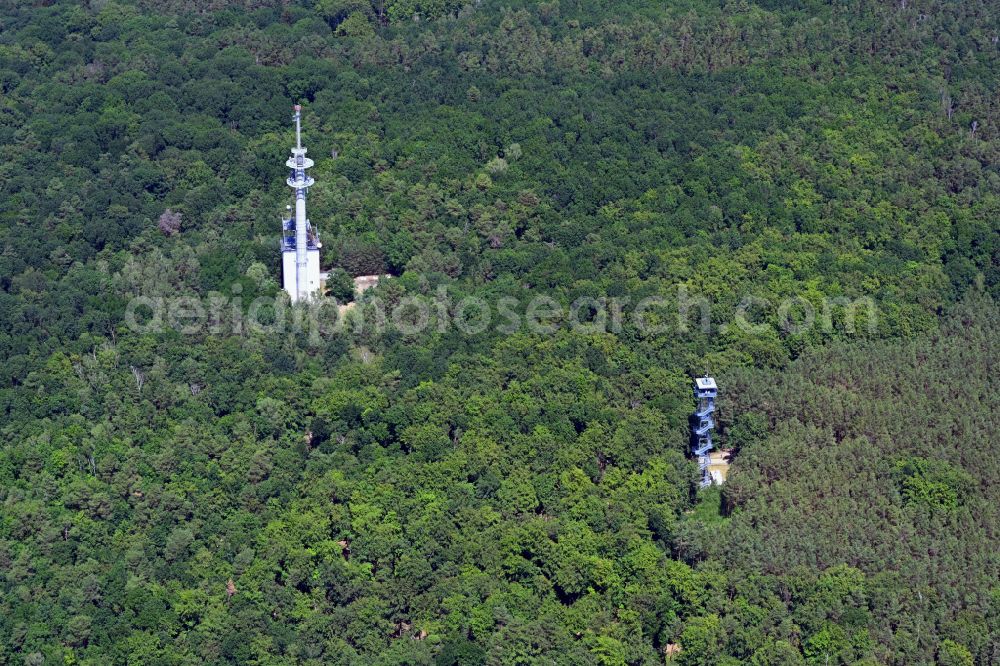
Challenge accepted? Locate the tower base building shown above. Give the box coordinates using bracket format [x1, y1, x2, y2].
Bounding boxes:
[281, 244, 321, 299]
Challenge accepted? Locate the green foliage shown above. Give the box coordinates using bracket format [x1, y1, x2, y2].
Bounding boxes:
[326, 268, 357, 302]
[803, 624, 849, 665]
[386, 0, 466, 22]
[678, 614, 724, 666]
[719, 294, 999, 666]
[0, 0, 997, 663]
[893, 456, 971, 512]
[337, 11, 376, 37]
[938, 639, 975, 666]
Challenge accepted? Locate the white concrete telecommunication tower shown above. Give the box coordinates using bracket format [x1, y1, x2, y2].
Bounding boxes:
[281, 105, 321, 302]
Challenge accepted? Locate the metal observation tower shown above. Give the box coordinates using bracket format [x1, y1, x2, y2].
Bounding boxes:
[281, 105, 322, 302]
[692, 376, 718, 488]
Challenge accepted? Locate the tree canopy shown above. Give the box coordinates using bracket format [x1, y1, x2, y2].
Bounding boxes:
[0, 0, 997, 663]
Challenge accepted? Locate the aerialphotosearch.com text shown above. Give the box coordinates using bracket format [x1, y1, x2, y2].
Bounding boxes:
[124, 284, 878, 344]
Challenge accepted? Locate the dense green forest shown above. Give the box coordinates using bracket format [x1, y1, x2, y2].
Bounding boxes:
[0, 0, 997, 663]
